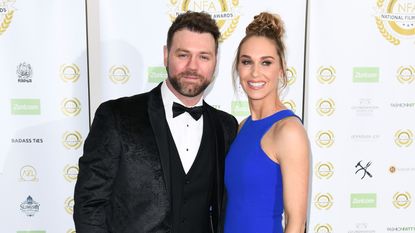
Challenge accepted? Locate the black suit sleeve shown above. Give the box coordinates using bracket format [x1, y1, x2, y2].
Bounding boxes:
[73, 102, 122, 233]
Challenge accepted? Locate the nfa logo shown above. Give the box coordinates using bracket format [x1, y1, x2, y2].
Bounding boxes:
[314, 193, 334, 210]
[60, 64, 80, 82]
[317, 66, 336, 84]
[392, 192, 412, 209]
[315, 130, 335, 148]
[375, 0, 415, 45]
[282, 99, 296, 113]
[64, 196, 74, 215]
[63, 164, 79, 182]
[397, 66, 415, 84]
[355, 160, 373, 179]
[61, 98, 81, 116]
[62, 131, 83, 149]
[109, 65, 130, 84]
[16, 62, 33, 83]
[168, 0, 240, 42]
[20, 195, 40, 217]
[286, 67, 297, 86]
[394, 129, 413, 147]
[314, 224, 333, 233]
[0, 0, 15, 36]
[20, 165, 38, 182]
[316, 98, 335, 116]
[315, 161, 334, 179]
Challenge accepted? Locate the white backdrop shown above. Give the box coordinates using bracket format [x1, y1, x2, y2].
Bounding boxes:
[1, 0, 414, 232]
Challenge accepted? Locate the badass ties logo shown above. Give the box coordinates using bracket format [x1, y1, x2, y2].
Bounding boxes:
[314, 193, 334, 210]
[64, 196, 74, 214]
[392, 192, 412, 209]
[168, 0, 240, 42]
[355, 160, 373, 179]
[61, 98, 81, 116]
[317, 66, 336, 84]
[62, 131, 83, 149]
[397, 66, 415, 84]
[394, 129, 413, 147]
[314, 224, 333, 233]
[375, 0, 415, 45]
[315, 130, 335, 148]
[0, 0, 15, 36]
[315, 162, 334, 179]
[20, 165, 38, 182]
[16, 62, 33, 83]
[63, 164, 78, 182]
[316, 98, 335, 116]
[60, 64, 80, 83]
[20, 195, 40, 217]
[109, 65, 130, 84]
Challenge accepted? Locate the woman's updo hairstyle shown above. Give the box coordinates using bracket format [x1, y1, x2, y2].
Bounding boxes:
[233, 12, 288, 90]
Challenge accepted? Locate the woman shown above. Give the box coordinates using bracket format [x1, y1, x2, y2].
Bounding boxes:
[224, 12, 310, 233]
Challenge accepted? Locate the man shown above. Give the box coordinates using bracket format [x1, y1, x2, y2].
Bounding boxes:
[73, 11, 238, 233]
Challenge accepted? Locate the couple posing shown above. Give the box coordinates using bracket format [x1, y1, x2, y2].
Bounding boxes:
[74, 11, 310, 233]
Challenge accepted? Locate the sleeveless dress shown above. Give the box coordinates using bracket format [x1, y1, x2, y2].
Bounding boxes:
[224, 109, 298, 233]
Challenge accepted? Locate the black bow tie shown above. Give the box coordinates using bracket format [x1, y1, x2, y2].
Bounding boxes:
[172, 102, 204, 120]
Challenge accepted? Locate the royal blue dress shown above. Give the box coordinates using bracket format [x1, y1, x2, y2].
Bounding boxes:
[224, 109, 298, 233]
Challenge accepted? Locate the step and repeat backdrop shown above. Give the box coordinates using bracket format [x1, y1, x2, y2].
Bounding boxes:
[0, 0, 413, 232]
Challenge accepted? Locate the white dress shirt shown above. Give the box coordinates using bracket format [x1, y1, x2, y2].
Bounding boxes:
[161, 81, 204, 174]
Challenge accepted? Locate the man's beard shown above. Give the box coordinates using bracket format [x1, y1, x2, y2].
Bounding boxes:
[168, 70, 211, 97]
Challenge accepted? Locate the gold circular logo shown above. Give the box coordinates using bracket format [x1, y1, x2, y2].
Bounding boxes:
[375, 0, 415, 45]
[392, 192, 412, 209]
[286, 67, 297, 86]
[315, 130, 335, 148]
[64, 164, 79, 182]
[315, 162, 334, 179]
[314, 224, 333, 233]
[62, 131, 83, 149]
[394, 129, 413, 147]
[316, 98, 335, 116]
[60, 64, 80, 83]
[20, 165, 38, 182]
[397, 66, 415, 84]
[109, 65, 130, 84]
[282, 99, 296, 113]
[317, 66, 336, 84]
[64, 196, 75, 215]
[314, 193, 334, 210]
[168, 0, 240, 42]
[66, 229, 76, 233]
[0, 0, 15, 36]
[61, 98, 81, 116]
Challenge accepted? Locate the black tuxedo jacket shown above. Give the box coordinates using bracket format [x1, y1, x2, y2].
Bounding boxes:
[73, 84, 238, 233]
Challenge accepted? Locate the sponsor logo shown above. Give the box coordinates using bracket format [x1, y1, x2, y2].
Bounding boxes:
[314, 224, 333, 233]
[231, 100, 249, 117]
[375, 0, 415, 45]
[387, 226, 415, 232]
[64, 196, 74, 215]
[392, 192, 412, 209]
[62, 131, 83, 149]
[397, 66, 415, 84]
[314, 193, 334, 210]
[19, 165, 38, 182]
[63, 164, 78, 182]
[351, 134, 381, 142]
[315, 161, 334, 179]
[61, 98, 81, 116]
[282, 99, 296, 113]
[0, 0, 16, 36]
[16, 62, 33, 83]
[168, 0, 241, 42]
[109, 65, 130, 84]
[11, 99, 41, 115]
[148, 66, 167, 83]
[60, 64, 80, 83]
[353, 67, 380, 83]
[351, 98, 379, 117]
[355, 160, 373, 179]
[20, 195, 40, 217]
[315, 130, 335, 148]
[390, 102, 415, 108]
[348, 222, 376, 233]
[286, 67, 297, 86]
[316, 98, 335, 116]
[16, 231, 46, 233]
[317, 66, 336, 84]
[350, 193, 377, 208]
[389, 165, 415, 174]
[11, 138, 44, 144]
[394, 129, 413, 147]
